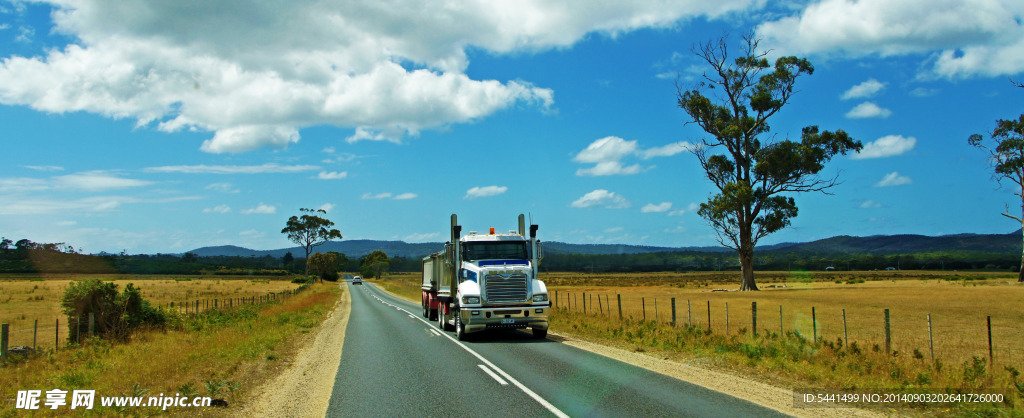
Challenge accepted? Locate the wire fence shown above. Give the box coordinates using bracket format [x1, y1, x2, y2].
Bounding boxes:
[0, 288, 301, 356]
[552, 290, 1024, 367]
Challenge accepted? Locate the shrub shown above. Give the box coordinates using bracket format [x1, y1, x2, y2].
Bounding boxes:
[60, 278, 166, 341]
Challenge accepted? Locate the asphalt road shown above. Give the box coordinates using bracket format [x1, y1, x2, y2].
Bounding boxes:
[327, 281, 787, 417]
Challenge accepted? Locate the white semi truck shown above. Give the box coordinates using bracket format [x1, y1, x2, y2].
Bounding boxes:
[421, 214, 550, 340]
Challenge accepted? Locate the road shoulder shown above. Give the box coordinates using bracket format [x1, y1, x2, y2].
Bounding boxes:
[235, 283, 352, 417]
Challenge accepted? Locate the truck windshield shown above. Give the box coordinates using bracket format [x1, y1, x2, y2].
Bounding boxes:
[462, 241, 528, 261]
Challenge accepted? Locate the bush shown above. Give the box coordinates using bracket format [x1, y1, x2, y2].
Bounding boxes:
[291, 276, 315, 284]
[60, 278, 166, 341]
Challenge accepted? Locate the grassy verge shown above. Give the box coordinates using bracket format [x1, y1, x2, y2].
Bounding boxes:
[366, 273, 420, 302]
[0, 282, 341, 416]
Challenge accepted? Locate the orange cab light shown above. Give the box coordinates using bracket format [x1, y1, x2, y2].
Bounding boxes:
[489, 227, 495, 235]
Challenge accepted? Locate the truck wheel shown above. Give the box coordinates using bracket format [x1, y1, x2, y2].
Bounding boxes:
[429, 309, 437, 321]
[532, 327, 547, 339]
[455, 312, 466, 341]
[422, 301, 428, 318]
[437, 307, 445, 330]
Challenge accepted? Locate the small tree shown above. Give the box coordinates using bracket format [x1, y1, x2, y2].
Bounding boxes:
[360, 250, 390, 279]
[677, 33, 862, 290]
[970, 113, 1024, 282]
[308, 252, 340, 282]
[281, 208, 342, 275]
[60, 278, 165, 341]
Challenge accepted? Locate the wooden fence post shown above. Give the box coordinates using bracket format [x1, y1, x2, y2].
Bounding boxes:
[842, 309, 848, 347]
[555, 291, 558, 309]
[687, 300, 691, 327]
[617, 294, 622, 320]
[598, 295, 603, 315]
[642, 298, 646, 321]
[1, 324, 8, 356]
[884, 308, 891, 354]
[583, 292, 587, 314]
[33, 319, 38, 350]
[927, 313, 934, 361]
[987, 316, 993, 365]
[55, 318, 59, 350]
[752, 302, 757, 336]
[725, 302, 730, 335]
[780, 305, 784, 335]
[707, 301, 711, 331]
[811, 307, 817, 344]
[671, 298, 677, 327]
[654, 298, 658, 323]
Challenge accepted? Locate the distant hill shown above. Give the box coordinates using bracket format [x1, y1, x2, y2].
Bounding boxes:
[185, 230, 1020, 259]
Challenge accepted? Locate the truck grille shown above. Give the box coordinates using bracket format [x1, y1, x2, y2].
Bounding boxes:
[484, 273, 528, 303]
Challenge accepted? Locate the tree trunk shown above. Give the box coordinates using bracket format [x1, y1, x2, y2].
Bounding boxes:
[739, 247, 759, 291]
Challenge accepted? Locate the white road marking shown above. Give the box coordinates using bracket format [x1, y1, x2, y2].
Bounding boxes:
[367, 285, 569, 418]
[478, 364, 509, 386]
[429, 329, 442, 337]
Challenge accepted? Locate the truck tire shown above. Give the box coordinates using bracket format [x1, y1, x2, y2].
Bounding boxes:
[532, 327, 547, 339]
[422, 300, 428, 318]
[455, 311, 467, 341]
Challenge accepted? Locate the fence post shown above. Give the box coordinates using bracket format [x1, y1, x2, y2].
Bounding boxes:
[884, 308, 891, 354]
[780, 305, 783, 335]
[617, 294, 622, 320]
[927, 313, 934, 361]
[598, 295, 603, 315]
[752, 302, 757, 336]
[642, 298, 646, 321]
[583, 292, 587, 314]
[987, 316, 993, 366]
[555, 291, 558, 309]
[725, 302, 730, 335]
[811, 307, 817, 344]
[687, 300, 691, 327]
[88, 313, 95, 338]
[671, 298, 677, 327]
[606, 295, 610, 317]
[707, 301, 711, 331]
[33, 319, 38, 350]
[55, 318, 59, 350]
[843, 309, 848, 347]
[1, 324, 8, 356]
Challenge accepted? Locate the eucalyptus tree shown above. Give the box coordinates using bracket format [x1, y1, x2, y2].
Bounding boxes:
[970, 113, 1024, 282]
[281, 208, 343, 275]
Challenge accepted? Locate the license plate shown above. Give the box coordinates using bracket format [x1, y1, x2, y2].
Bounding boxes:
[500, 318, 515, 324]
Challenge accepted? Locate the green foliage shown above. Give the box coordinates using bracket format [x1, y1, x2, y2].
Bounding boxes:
[308, 252, 340, 282]
[360, 250, 391, 279]
[60, 278, 166, 341]
[677, 33, 861, 290]
[281, 208, 343, 275]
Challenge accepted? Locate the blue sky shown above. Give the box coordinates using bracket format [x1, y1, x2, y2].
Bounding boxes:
[0, 0, 1022, 254]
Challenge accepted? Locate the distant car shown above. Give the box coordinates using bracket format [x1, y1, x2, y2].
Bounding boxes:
[352, 276, 362, 285]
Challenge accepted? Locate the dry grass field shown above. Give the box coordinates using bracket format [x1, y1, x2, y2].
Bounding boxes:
[545, 271, 1024, 367]
[0, 274, 300, 350]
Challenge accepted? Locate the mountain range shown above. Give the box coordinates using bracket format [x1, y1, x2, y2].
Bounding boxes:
[185, 231, 1021, 259]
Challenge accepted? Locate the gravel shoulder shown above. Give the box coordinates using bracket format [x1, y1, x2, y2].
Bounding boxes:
[235, 283, 351, 417]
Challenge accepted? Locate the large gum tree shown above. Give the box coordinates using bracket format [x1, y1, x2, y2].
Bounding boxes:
[969, 110, 1024, 282]
[677, 34, 862, 291]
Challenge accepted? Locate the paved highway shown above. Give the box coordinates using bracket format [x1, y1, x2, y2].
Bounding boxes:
[327, 281, 787, 417]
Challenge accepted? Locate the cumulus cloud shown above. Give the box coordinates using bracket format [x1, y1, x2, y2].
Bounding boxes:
[316, 171, 348, 180]
[845, 102, 892, 119]
[393, 193, 418, 200]
[242, 203, 276, 214]
[574, 136, 692, 176]
[362, 192, 416, 200]
[465, 186, 507, 199]
[756, 0, 1024, 78]
[318, 203, 335, 213]
[875, 172, 913, 187]
[852, 135, 917, 159]
[641, 202, 672, 213]
[841, 79, 886, 99]
[203, 204, 231, 213]
[571, 189, 630, 209]
[0, 1, 762, 153]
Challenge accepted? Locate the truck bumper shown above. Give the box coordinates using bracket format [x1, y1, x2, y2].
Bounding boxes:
[459, 305, 549, 334]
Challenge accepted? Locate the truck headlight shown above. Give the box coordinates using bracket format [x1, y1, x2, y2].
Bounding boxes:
[462, 296, 480, 304]
[533, 294, 548, 303]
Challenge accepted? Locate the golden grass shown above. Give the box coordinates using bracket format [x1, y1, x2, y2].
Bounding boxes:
[365, 273, 421, 303]
[0, 282, 340, 416]
[0, 274, 300, 350]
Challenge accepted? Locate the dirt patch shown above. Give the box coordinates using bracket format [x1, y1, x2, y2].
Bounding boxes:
[234, 283, 351, 417]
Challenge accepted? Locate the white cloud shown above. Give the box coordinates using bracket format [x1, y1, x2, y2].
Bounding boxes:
[404, 232, 440, 242]
[239, 229, 266, 239]
[859, 200, 882, 209]
[756, 0, 1024, 78]
[316, 171, 348, 180]
[361, 192, 392, 200]
[875, 172, 913, 187]
[0, 195, 198, 215]
[147, 163, 319, 174]
[845, 102, 892, 119]
[242, 203, 277, 214]
[465, 185, 508, 199]
[0, 1, 763, 153]
[852, 135, 917, 159]
[205, 182, 239, 193]
[910, 87, 940, 97]
[318, 203, 335, 213]
[841, 79, 885, 99]
[669, 202, 699, 216]
[0, 171, 152, 192]
[24, 165, 64, 171]
[571, 189, 630, 209]
[573, 136, 691, 176]
[393, 193, 417, 200]
[641, 202, 672, 213]
[203, 204, 231, 214]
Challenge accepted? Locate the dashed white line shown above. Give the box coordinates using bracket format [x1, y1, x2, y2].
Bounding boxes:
[478, 364, 509, 386]
[429, 329, 442, 337]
